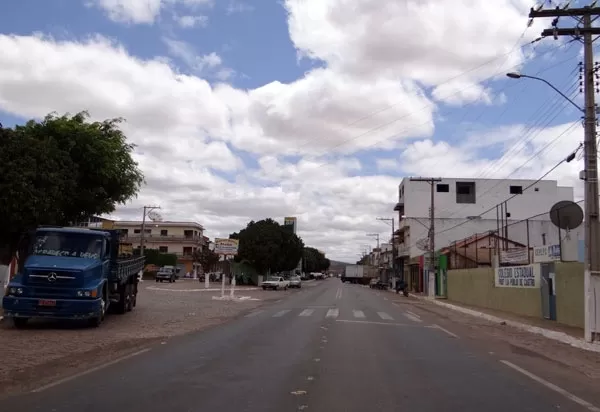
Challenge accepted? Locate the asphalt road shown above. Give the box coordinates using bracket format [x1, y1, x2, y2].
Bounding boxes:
[2, 279, 599, 411]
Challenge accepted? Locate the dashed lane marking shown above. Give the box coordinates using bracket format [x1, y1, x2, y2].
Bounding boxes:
[352, 310, 366, 319]
[326, 309, 339, 318]
[273, 310, 291, 317]
[299, 309, 315, 317]
[377, 312, 394, 320]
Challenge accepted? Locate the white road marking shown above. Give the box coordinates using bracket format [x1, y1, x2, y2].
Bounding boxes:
[336, 319, 412, 326]
[406, 310, 420, 319]
[32, 348, 151, 393]
[500, 360, 600, 412]
[430, 324, 458, 338]
[299, 309, 314, 317]
[404, 312, 422, 323]
[273, 310, 290, 317]
[326, 309, 339, 318]
[377, 312, 394, 320]
[384, 297, 388, 301]
[245, 310, 263, 317]
[335, 288, 342, 299]
[146, 287, 259, 292]
[392, 302, 399, 307]
[353, 310, 366, 319]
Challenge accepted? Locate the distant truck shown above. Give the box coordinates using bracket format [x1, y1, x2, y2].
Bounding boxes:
[2, 227, 145, 328]
[341, 264, 370, 285]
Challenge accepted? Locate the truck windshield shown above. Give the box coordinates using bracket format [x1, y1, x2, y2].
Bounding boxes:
[32, 232, 104, 259]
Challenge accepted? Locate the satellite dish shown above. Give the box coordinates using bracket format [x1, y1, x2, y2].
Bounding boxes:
[549, 200, 583, 230]
[416, 238, 430, 251]
[147, 211, 163, 222]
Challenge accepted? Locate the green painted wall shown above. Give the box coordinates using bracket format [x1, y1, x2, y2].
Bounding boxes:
[446, 263, 584, 329]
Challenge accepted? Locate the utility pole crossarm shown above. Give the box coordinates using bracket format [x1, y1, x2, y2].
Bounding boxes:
[529, 8, 600, 18]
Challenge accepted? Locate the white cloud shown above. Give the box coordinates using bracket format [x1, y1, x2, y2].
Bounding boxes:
[226, 1, 254, 15]
[162, 38, 232, 78]
[284, 0, 545, 105]
[0, 1, 582, 261]
[175, 14, 208, 28]
[89, 0, 212, 24]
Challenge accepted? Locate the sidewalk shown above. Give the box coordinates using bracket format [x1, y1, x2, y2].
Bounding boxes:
[398, 290, 600, 353]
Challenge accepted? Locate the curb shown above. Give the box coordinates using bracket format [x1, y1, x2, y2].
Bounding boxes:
[408, 293, 600, 353]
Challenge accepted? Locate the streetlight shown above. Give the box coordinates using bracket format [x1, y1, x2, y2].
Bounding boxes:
[505, 72, 583, 112]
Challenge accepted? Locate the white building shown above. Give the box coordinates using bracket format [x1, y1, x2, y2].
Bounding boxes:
[394, 177, 577, 259]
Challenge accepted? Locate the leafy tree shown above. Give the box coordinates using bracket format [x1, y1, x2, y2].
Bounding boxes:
[193, 248, 220, 273]
[303, 247, 330, 273]
[0, 112, 144, 265]
[135, 248, 178, 267]
[230, 219, 304, 275]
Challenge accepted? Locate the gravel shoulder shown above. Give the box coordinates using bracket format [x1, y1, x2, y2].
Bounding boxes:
[0, 281, 293, 396]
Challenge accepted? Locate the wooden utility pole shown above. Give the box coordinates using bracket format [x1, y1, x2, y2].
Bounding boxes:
[140, 205, 160, 255]
[410, 177, 442, 295]
[529, 4, 600, 343]
[377, 217, 397, 280]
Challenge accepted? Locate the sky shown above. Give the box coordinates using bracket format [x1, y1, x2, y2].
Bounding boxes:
[0, 0, 592, 262]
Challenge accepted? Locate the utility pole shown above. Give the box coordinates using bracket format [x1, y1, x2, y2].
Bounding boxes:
[366, 233, 380, 249]
[377, 217, 397, 283]
[529, 4, 600, 344]
[410, 177, 442, 296]
[140, 205, 161, 255]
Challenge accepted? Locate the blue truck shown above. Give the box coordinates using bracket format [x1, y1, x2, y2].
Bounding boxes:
[2, 226, 145, 328]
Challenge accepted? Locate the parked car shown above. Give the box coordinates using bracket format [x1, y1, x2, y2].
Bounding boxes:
[289, 276, 302, 288]
[156, 268, 176, 283]
[369, 278, 387, 290]
[261, 276, 290, 290]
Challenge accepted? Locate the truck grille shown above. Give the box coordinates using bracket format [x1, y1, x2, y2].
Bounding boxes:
[27, 270, 78, 286]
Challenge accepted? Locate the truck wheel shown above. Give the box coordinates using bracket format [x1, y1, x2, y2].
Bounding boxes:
[116, 285, 128, 314]
[89, 295, 106, 327]
[126, 284, 134, 312]
[13, 317, 29, 329]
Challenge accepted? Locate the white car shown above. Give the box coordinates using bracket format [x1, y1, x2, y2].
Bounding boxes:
[289, 276, 302, 288]
[261, 276, 290, 290]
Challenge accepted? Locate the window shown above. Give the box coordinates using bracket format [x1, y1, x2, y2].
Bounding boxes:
[183, 247, 193, 256]
[456, 181, 476, 204]
[134, 229, 141, 234]
[160, 229, 168, 236]
[509, 185, 523, 195]
[436, 184, 449, 193]
[158, 246, 168, 253]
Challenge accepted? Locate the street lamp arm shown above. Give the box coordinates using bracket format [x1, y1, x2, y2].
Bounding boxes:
[506, 72, 583, 112]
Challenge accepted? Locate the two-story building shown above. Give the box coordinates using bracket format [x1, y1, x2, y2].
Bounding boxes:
[112, 220, 206, 273]
[393, 177, 576, 266]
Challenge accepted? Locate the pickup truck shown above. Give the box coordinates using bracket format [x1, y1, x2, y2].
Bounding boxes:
[2, 226, 145, 328]
[261, 276, 290, 290]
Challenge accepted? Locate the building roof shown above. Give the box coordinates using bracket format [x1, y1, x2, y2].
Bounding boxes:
[112, 221, 204, 230]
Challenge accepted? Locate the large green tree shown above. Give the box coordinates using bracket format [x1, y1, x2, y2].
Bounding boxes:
[303, 247, 330, 273]
[230, 219, 304, 275]
[0, 112, 144, 265]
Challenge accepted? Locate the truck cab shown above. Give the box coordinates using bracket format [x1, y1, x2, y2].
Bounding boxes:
[2, 227, 144, 328]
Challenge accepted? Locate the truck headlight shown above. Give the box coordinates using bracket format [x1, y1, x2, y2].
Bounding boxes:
[6, 287, 23, 296]
[77, 289, 98, 298]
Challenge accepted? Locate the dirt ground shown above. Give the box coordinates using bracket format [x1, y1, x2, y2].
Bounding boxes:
[0, 280, 293, 395]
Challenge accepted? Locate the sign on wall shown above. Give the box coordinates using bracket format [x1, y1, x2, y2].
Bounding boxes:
[533, 245, 561, 263]
[214, 238, 239, 255]
[495, 264, 540, 288]
[500, 248, 529, 265]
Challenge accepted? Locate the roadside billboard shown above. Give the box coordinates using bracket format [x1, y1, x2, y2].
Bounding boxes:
[214, 238, 239, 255]
[284, 216, 297, 234]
